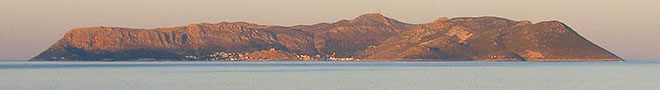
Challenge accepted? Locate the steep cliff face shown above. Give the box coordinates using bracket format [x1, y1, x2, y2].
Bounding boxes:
[32, 13, 622, 61]
[33, 22, 309, 61]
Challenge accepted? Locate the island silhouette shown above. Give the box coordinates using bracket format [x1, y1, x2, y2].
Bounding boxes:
[32, 13, 622, 61]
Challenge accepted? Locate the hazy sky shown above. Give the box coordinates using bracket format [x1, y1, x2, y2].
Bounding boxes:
[1, 0, 659, 60]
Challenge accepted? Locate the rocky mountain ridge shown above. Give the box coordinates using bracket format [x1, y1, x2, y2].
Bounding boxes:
[32, 13, 622, 61]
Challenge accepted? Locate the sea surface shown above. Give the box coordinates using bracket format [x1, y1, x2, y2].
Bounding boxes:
[0, 60, 659, 90]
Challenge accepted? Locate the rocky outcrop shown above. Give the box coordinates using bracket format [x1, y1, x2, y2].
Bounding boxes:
[32, 13, 622, 61]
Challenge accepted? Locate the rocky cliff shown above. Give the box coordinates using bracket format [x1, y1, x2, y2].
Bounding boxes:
[32, 13, 622, 61]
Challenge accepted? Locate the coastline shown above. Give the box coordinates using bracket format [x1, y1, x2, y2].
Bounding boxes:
[26, 58, 624, 62]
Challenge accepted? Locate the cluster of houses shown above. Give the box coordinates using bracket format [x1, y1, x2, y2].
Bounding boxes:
[184, 52, 241, 61]
[184, 51, 358, 61]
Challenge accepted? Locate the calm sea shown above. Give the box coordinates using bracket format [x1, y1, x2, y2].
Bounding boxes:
[0, 60, 659, 90]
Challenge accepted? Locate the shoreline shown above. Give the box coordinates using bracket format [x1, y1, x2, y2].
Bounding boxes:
[25, 58, 624, 62]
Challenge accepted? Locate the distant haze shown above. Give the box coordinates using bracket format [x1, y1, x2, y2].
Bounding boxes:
[1, 0, 658, 60]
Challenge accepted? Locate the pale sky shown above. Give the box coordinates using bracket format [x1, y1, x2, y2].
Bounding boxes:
[1, 0, 659, 60]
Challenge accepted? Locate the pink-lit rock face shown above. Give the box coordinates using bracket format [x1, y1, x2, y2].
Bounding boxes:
[32, 13, 622, 61]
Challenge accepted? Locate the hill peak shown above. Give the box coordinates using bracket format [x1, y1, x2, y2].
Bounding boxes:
[337, 13, 408, 26]
[354, 13, 388, 20]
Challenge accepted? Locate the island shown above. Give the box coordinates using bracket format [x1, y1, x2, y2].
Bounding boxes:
[31, 13, 623, 61]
